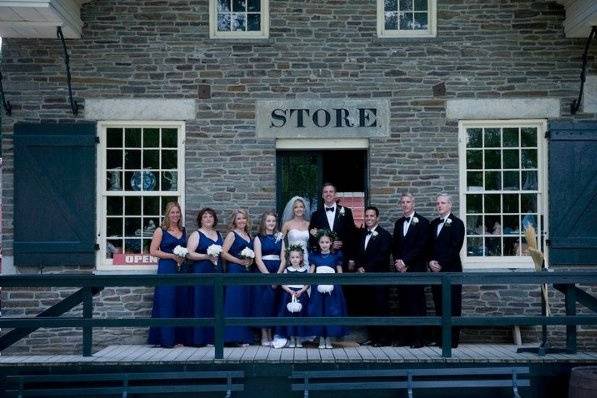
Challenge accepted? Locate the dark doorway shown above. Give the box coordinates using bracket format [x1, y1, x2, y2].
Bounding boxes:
[276, 149, 367, 227]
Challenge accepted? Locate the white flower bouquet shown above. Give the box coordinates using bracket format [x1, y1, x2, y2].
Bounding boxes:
[173, 245, 188, 258]
[239, 247, 255, 270]
[173, 245, 188, 272]
[207, 244, 222, 265]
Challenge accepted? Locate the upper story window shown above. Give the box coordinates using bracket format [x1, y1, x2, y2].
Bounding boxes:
[210, 0, 269, 39]
[458, 120, 547, 269]
[377, 0, 437, 38]
[97, 122, 185, 272]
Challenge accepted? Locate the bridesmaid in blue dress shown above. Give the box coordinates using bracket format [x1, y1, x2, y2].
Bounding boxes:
[308, 231, 348, 349]
[148, 202, 187, 348]
[253, 211, 285, 346]
[186, 208, 223, 346]
[276, 245, 310, 348]
[221, 208, 255, 345]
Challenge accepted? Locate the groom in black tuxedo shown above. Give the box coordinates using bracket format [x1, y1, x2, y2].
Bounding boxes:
[309, 182, 358, 315]
[355, 206, 392, 346]
[392, 193, 429, 348]
[308, 182, 356, 259]
[428, 193, 465, 348]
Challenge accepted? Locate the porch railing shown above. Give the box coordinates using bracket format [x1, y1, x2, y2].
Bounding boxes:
[0, 272, 596, 359]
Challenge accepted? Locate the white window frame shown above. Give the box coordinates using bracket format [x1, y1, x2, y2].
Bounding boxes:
[458, 119, 548, 270]
[377, 0, 437, 38]
[95, 121, 186, 273]
[209, 0, 270, 39]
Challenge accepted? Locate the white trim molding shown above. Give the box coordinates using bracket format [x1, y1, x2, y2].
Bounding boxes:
[0, 0, 88, 38]
[377, 0, 437, 38]
[85, 99, 196, 121]
[276, 138, 369, 150]
[458, 119, 548, 270]
[447, 98, 560, 120]
[209, 0, 269, 39]
[95, 121, 186, 273]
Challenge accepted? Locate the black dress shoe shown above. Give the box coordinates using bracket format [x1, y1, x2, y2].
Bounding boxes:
[410, 342, 424, 349]
[451, 343, 459, 349]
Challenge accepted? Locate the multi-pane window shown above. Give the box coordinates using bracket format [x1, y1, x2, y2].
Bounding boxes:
[459, 121, 546, 268]
[98, 123, 184, 270]
[378, 0, 436, 38]
[210, 0, 269, 39]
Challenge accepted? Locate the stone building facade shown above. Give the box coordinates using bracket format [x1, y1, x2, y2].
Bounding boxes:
[0, 0, 595, 353]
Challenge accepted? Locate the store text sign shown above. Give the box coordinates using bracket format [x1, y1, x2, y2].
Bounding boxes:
[256, 99, 390, 138]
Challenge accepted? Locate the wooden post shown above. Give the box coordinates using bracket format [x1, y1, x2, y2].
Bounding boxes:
[82, 286, 93, 357]
[214, 277, 225, 360]
[565, 284, 577, 354]
[441, 276, 452, 358]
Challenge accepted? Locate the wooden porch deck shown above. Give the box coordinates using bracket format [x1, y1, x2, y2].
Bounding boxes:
[1, 344, 596, 366]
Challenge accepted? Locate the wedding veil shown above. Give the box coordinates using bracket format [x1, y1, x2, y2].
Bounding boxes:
[281, 196, 311, 225]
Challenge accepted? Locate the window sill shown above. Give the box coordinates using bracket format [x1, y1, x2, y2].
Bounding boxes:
[94, 266, 157, 275]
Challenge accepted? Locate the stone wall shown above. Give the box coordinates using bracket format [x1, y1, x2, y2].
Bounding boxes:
[0, 0, 596, 353]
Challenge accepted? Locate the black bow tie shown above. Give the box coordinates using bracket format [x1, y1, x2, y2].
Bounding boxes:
[366, 230, 373, 235]
[439, 218, 446, 224]
[326, 207, 334, 212]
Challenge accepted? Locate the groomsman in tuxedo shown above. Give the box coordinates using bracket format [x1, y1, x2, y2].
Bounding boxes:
[428, 193, 465, 348]
[355, 206, 392, 346]
[392, 193, 429, 348]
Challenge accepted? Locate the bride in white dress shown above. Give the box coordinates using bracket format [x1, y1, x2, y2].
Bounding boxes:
[281, 196, 311, 267]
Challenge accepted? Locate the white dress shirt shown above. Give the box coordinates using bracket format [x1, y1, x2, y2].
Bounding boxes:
[364, 225, 378, 250]
[403, 211, 415, 236]
[325, 203, 336, 231]
[436, 213, 451, 236]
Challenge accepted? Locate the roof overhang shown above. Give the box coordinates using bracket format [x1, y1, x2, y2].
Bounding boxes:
[555, 0, 597, 38]
[0, 0, 91, 38]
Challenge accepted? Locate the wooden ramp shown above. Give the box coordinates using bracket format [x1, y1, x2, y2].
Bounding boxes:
[1, 343, 597, 366]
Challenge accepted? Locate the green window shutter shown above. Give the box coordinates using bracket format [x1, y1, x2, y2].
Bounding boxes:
[548, 121, 597, 266]
[14, 122, 97, 267]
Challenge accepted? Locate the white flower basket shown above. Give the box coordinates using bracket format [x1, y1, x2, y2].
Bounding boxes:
[286, 295, 303, 313]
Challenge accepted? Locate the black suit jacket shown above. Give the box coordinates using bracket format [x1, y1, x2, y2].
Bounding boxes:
[355, 226, 392, 273]
[428, 213, 465, 272]
[308, 204, 356, 259]
[392, 212, 430, 272]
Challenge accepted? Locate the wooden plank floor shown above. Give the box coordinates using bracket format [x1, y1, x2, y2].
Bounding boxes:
[1, 344, 597, 366]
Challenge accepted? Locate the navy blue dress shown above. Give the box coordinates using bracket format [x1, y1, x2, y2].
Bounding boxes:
[307, 251, 348, 338]
[223, 232, 254, 343]
[253, 234, 282, 320]
[188, 230, 223, 346]
[148, 228, 187, 348]
[276, 265, 310, 338]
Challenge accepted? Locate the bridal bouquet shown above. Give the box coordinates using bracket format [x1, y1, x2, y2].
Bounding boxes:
[239, 247, 255, 270]
[207, 244, 222, 265]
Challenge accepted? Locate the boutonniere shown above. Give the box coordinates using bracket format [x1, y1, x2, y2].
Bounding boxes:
[274, 232, 284, 243]
[445, 218, 452, 227]
[339, 207, 345, 216]
[412, 217, 419, 224]
[371, 230, 379, 237]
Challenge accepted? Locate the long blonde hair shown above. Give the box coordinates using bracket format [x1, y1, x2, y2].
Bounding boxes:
[228, 208, 252, 237]
[161, 201, 183, 230]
